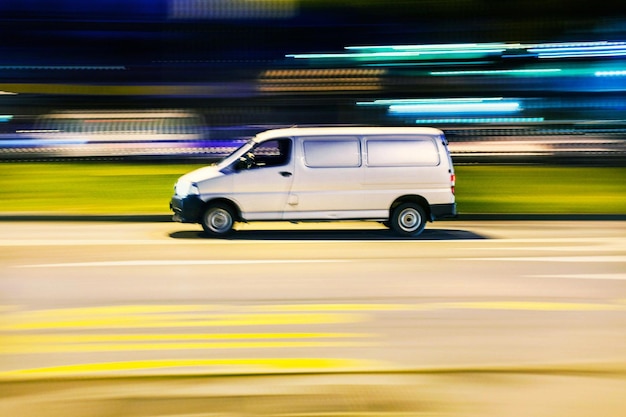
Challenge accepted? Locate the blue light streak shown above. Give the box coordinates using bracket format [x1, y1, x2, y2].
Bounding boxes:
[529, 41, 626, 59]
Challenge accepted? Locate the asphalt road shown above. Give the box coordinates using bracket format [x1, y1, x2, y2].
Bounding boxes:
[1, 219, 625, 417]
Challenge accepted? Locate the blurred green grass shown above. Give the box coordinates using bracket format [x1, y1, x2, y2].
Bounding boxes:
[0, 162, 624, 214]
[455, 165, 626, 214]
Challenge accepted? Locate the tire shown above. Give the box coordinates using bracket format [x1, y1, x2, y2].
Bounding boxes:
[201, 203, 236, 237]
[390, 203, 426, 237]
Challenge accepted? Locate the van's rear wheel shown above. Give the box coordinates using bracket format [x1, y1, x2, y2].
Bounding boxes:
[390, 203, 426, 236]
[202, 203, 235, 237]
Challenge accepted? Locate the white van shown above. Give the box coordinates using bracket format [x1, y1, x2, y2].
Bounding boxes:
[170, 127, 456, 237]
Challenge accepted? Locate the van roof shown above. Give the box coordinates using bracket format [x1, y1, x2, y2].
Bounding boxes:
[253, 126, 444, 143]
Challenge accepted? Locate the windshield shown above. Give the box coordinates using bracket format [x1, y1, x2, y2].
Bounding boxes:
[215, 139, 256, 170]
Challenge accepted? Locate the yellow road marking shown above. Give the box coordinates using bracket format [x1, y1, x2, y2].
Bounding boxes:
[249, 304, 415, 312]
[3, 332, 371, 343]
[0, 332, 375, 354]
[2, 313, 363, 331]
[0, 340, 375, 354]
[3, 301, 623, 333]
[0, 358, 382, 380]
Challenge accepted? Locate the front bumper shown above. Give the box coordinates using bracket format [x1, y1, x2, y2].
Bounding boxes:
[430, 203, 457, 220]
[170, 195, 204, 223]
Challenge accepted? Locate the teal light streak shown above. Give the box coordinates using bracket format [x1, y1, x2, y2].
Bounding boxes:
[0, 115, 14, 122]
[357, 98, 508, 107]
[345, 43, 511, 52]
[389, 102, 521, 114]
[413, 117, 544, 124]
[363, 60, 493, 67]
[286, 51, 422, 59]
[430, 68, 562, 76]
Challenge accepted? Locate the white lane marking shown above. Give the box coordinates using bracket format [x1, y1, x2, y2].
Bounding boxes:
[17, 259, 353, 268]
[529, 274, 626, 280]
[454, 256, 626, 263]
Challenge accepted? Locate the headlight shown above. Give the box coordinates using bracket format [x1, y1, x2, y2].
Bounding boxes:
[175, 180, 200, 197]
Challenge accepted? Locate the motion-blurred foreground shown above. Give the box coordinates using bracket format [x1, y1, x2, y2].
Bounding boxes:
[1, 220, 625, 417]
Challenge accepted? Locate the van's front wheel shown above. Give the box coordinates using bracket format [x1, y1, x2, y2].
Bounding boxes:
[202, 203, 235, 237]
[390, 203, 426, 236]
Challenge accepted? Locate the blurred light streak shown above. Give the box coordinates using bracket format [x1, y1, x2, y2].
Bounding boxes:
[23, 110, 205, 147]
[388, 101, 520, 114]
[0, 115, 13, 122]
[357, 97, 510, 106]
[530, 41, 626, 48]
[346, 43, 513, 51]
[430, 68, 562, 76]
[288, 41, 626, 65]
[262, 69, 385, 77]
[258, 68, 384, 92]
[358, 98, 522, 115]
[413, 117, 544, 124]
[259, 85, 381, 92]
[529, 41, 626, 58]
[363, 60, 494, 67]
[345, 43, 507, 58]
[595, 70, 626, 76]
[287, 51, 423, 59]
[537, 51, 626, 58]
[0, 91, 17, 95]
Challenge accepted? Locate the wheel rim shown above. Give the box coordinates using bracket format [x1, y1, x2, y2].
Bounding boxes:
[398, 207, 421, 232]
[206, 208, 233, 233]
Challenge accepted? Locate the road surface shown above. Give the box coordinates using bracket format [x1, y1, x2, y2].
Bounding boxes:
[0, 219, 625, 417]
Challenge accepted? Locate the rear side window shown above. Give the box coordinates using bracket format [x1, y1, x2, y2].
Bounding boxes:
[366, 136, 439, 167]
[303, 137, 361, 168]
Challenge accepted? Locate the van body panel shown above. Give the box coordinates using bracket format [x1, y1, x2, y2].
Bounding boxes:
[171, 126, 456, 235]
[230, 159, 295, 220]
[284, 135, 365, 218]
[178, 165, 223, 185]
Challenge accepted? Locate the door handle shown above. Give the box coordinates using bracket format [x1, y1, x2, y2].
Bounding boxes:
[280, 171, 292, 177]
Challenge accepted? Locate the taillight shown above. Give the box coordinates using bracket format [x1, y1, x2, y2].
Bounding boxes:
[450, 173, 456, 195]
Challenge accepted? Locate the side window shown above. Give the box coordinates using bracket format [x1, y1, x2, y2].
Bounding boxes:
[366, 136, 439, 167]
[303, 137, 361, 168]
[252, 138, 292, 167]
